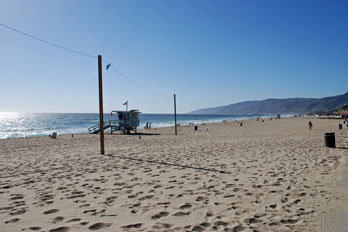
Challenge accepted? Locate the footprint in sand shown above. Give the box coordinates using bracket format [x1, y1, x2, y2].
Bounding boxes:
[214, 221, 228, 227]
[157, 202, 170, 206]
[173, 211, 191, 216]
[91, 209, 106, 216]
[105, 196, 117, 205]
[66, 191, 85, 199]
[196, 196, 205, 201]
[230, 225, 245, 231]
[9, 194, 24, 201]
[5, 218, 20, 224]
[152, 222, 173, 230]
[83, 209, 97, 214]
[49, 227, 70, 232]
[243, 217, 262, 225]
[151, 211, 169, 219]
[88, 222, 112, 231]
[10, 208, 26, 215]
[206, 211, 213, 217]
[224, 194, 235, 198]
[293, 199, 301, 204]
[121, 223, 142, 229]
[130, 203, 141, 208]
[191, 223, 211, 231]
[11, 200, 26, 207]
[200, 223, 211, 228]
[191, 225, 205, 231]
[139, 195, 154, 200]
[74, 200, 86, 204]
[280, 218, 298, 224]
[67, 218, 81, 222]
[79, 203, 90, 208]
[28, 227, 41, 231]
[53, 216, 64, 223]
[0, 206, 14, 212]
[269, 221, 281, 226]
[44, 209, 59, 214]
[180, 203, 192, 210]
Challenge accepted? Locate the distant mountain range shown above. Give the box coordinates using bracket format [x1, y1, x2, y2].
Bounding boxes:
[189, 91, 348, 115]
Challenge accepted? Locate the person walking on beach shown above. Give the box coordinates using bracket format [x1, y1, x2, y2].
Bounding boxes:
[308, 121, 313, 130]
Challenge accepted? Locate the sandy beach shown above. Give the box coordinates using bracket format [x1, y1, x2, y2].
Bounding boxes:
[0, 117, 347, 232]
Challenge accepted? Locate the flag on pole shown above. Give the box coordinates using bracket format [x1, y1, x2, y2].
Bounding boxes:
[123, 101, 128, 106]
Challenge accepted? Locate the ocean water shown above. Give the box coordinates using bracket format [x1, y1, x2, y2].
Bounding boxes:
[0, 112, 273, 139]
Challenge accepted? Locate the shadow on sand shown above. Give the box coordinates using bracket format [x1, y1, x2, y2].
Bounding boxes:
[109, 132, 161, 136]
[105, 154, 232, 174]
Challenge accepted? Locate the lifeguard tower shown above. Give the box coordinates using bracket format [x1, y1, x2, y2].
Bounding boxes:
[112, 110, 141, 134]
[88, 109, 141, 134]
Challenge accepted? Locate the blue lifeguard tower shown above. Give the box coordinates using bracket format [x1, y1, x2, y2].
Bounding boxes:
[88, 109, 141, 134]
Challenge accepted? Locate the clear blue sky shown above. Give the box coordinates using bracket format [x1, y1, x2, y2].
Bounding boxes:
[0, 0, 347, 113]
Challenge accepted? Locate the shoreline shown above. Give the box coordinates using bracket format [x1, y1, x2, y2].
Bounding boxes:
[2, 113, 344, 140]
[1, 117, 347, 231]
[0, 114, 286, 140]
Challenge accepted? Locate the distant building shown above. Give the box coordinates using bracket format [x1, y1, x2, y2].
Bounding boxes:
[337, 112, 348, 118]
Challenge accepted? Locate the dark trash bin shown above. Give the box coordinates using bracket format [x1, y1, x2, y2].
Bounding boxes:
[194, 126, 198, 131]
[338, 124, 342, 129]
[324, 133, 335, 148]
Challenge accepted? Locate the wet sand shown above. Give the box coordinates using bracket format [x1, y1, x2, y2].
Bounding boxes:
[0, 117, 347, 231]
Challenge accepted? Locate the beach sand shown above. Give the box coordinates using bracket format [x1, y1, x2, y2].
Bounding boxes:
[1, 117, 347, 232]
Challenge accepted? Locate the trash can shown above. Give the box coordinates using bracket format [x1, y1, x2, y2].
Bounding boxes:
[324, 133, 335, 148]
[194, 126, 198, 131]
[338, 124, 342, 129]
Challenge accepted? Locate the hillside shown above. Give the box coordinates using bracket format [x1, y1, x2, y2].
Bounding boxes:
[189, 91, 348, 115]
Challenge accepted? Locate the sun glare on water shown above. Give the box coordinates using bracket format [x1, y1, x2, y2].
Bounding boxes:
[0, 112, 21, 122]
[0, 112, 28, 139]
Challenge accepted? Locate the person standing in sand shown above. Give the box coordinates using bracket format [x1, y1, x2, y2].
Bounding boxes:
[308, 121, 313, 130]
